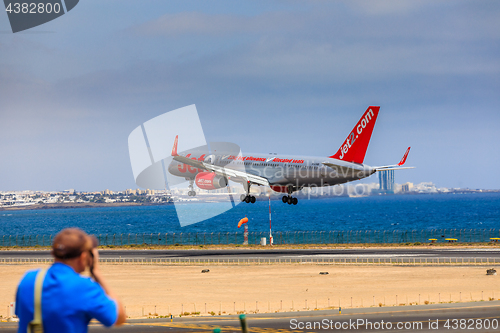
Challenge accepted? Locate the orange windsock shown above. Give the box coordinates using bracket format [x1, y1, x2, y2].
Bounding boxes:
[237, 217, 249, 228]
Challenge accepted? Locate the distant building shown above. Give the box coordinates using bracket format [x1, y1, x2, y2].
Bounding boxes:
[413, 182, 439, 193]
[401, 182, 414, 192]
[378, 170, 395, 193]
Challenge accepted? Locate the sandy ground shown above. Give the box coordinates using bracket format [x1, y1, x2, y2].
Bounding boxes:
[1, 264, 498, 318]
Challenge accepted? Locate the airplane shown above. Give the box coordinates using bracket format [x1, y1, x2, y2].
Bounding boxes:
[168, 106, 413, 205]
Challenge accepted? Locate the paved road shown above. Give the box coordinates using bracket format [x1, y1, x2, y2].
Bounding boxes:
[2, 248, 500, 260]
[2, 302, 499, 332]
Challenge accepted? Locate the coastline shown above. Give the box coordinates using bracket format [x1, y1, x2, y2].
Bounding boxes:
[0, 202, 173, 212]
[1, 191, 498, 212]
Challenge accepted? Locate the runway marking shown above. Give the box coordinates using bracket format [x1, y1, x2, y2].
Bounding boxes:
[281, 254, 443, 259]
[268, 303, 500, 320]
[133, 322, 303, 332]
[442, 249, 500, 252]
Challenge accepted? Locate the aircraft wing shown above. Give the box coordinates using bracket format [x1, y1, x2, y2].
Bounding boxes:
[202, 162, 270, 187]
[171, 136, 270, 187]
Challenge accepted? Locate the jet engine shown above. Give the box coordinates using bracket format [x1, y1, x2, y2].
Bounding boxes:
[195, 172, 228, 190]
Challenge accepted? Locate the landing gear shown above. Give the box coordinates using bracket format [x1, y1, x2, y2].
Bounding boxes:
[241, 181, 256, 204]
[188, 179, 196, 197]
[281, 186, 298, 205]
[241, 194, 256, 204]
[282, 195, 298, 205]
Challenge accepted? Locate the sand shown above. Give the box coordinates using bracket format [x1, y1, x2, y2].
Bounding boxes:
[1, 263, 498, 318]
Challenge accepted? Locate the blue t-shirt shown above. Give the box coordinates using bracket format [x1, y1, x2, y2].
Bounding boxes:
[16, 262, 117, 333]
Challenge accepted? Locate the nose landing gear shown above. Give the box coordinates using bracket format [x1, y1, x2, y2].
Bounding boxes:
[188, 179, 196, 196]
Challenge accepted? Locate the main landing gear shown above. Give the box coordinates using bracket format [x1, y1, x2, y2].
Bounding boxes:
[282, 195, 298, 205]
[241, 181, 256, 204]
[281, 185, 298, 205]
[240, 194, 256, 204]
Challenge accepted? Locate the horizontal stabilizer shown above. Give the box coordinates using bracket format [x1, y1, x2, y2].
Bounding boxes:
[374, 166, 415, 171]
[374, 147, 414, 171]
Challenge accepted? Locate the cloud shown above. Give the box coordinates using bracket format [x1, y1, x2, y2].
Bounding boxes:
[345, 0, 440, 16]
[128, 3, 500, 83]
[135, 12, 241, 36]
[132, 10, 309, 37]
[2, 1, 500, 190]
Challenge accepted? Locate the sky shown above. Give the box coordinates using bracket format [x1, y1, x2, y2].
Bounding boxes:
[1, 0, 499, 192]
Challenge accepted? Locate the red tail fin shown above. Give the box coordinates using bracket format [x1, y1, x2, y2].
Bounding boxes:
[330, 106, 380, 164]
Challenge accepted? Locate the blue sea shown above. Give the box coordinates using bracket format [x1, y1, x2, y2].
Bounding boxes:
[0, 193, 499, 236]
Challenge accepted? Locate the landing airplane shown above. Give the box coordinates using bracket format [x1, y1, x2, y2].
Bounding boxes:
[168, 106, 413, 205]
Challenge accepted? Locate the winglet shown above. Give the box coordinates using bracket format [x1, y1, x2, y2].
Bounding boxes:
[171, 135, 179, 156]
[398, 147, 411, 166]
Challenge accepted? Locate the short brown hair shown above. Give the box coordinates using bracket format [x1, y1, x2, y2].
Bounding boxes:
[52, 228, 97, 260]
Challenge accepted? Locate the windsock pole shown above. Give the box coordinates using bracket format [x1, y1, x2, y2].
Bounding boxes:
[244, 224, 248, 245]
[269, 196, 273, 245]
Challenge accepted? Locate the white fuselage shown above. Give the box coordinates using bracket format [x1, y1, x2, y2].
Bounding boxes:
[168, 150, 375, 191]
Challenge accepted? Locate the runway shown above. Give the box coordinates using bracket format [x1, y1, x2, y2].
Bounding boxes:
[82, 301, 500, 332]
[1, 302, 499, 332]
[1, 248, 500, 261]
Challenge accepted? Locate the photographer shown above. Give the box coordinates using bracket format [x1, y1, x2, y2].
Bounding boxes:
[15, 228, 126, 332]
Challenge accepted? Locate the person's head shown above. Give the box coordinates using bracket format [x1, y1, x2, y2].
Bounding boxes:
[52, 228, 98, 273]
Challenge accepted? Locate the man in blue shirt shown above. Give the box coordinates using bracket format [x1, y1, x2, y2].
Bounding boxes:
[16, 228, 126, 332]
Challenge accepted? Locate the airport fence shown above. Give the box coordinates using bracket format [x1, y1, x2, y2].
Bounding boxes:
[1, 257, 500, 265]
[1, 229, 500, 247]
